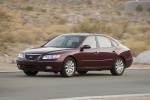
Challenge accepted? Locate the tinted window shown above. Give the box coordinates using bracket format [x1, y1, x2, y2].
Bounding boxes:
[82, 36, 97, 48]
[44, 35, 84, 48]
[97, 36, 112, 47]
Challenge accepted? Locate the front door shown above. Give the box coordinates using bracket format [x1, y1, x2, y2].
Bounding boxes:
[77, 36, 99, 70]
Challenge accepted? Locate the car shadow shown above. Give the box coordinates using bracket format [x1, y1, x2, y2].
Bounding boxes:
[12, 71, 112, 78]
[23, 73, 112, 78]
[75, 73, 112, 77]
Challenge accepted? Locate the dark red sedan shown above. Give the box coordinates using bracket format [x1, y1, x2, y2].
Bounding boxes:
[17, 33, 133, 77]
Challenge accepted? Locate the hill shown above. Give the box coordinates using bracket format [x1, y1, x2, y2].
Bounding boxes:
[0, 0, 150, 64]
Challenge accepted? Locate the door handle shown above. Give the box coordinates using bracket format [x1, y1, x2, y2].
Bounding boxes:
[94, 51, 99, 54]
[112, 51, 116, 53]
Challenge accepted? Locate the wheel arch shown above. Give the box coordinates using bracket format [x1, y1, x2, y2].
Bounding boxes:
[118, 56, 126, 67]
[64, 55, 78, 69]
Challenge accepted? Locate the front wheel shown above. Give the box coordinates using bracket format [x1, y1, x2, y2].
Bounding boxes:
[60, 57, 76, 77]
[110, 57, 125, 76]
[23, 71, 38, 76]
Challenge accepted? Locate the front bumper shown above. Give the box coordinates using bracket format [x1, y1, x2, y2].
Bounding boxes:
[125, 57, 133, 68]
[17, 59, 63, 72]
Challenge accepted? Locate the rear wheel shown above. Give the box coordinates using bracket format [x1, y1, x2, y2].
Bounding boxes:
[23, 71, 38, 76]
[77, 71, 88, 75]
[60, 57, 76, 77]
[110, 57, 125, 76]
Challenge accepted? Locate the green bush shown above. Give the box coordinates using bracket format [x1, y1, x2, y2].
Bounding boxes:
[135, 5, 143, 12]
[25, 6, 33, 11]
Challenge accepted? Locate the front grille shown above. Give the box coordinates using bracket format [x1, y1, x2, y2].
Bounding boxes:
[25, 54, 41, 60]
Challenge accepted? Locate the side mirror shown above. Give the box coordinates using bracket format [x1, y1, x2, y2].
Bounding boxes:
[80, 45, 91, 51]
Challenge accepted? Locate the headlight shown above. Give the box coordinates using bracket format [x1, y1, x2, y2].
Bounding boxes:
[42, 54, 61, 59]
[18, 53, 24, 58]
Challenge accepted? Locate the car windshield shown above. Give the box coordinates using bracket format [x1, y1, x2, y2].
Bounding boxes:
[44, 35, 84, 48]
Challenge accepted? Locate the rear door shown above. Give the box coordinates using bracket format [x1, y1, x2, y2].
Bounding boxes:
[96, 35, 118, 68]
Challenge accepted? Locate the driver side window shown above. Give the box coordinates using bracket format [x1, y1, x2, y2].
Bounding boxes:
[82, 36, 97, 48]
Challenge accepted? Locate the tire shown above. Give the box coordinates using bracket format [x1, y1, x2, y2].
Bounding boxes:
[77, 71, 88, 75]
[110, 57, 125, 76]
[23, 71, 38, 76]
[60, 57, 76, 77]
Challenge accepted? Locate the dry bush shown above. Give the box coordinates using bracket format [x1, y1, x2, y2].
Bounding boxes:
[0, 28, 44, 45]
[0, 11, 10, 32]
[71, 20, 129, 40]
[123, 38, 148, 56]
[71, 20, 111, 34]
[111, 21, 129, 39]
[46, 25, 71, 33]
[58, 18, 67, 24]
[128, 24, 150, 35]
[0, 31, 36, 44]
[144, 31, 150, 44]
[0, 32, 15, 43]
[25, 6, 34, 11]
[13, 30, 36, 44]
[72, 20, 95, 33]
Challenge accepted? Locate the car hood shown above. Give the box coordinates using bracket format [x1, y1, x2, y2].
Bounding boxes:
[23, 47, 73, 54]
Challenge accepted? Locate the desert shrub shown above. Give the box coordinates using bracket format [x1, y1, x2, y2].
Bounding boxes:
[72, 20, 94, 33]
[136, 5, 143, 12]
[13, 30, 36, 44]
[25, 6, 33, 11]
[46, 25, 71, 33]
[40, 9, 47, 13]
[0, 32, 16, 43]
[123, 38, 148, 56]
[143, 31, 150, 44]
[58, 18, 67, 24]
[127, 24, 150, 35]
[148, 7, 150, 12]
[111, 21, 129, 39]
[71, 20, 110, 33]
[0, 30, 38, 44]
[0, 11, 10, 32]
[0, 39, 4, 47]
[0, 21, 10, 32]
[72, 20, 128, 39]
[0, 11, 9, 21]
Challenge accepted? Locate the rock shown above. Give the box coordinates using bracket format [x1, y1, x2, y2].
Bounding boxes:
[136, 50, 150, 64]
[132, 57, 137, 64]
[76, 14, 84, 22]
[91, 12, 102, 19]
[3, 54, 9, 58]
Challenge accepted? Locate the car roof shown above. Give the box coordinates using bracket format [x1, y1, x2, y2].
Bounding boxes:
[62, 33, 106, 36]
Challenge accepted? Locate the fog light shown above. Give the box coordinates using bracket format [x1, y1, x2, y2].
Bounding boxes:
[46, 66, 52, 69]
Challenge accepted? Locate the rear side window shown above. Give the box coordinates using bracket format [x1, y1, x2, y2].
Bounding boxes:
[110, 39, 119, 47]
[97, 36, 112, 47]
